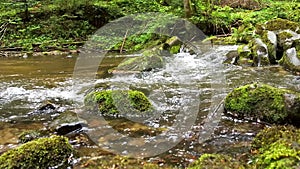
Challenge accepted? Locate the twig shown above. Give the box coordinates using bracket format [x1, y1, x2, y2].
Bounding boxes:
[0, 23, 8, 41]
[120, 29, 129, 54]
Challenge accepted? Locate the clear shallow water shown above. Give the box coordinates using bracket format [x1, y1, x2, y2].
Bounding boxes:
[0, 46, 299, 167]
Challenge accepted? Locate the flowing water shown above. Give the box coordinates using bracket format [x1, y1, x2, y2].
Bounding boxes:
[0, 46, 299, 168]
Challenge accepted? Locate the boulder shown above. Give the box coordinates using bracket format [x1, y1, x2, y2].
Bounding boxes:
[279, 47, 300, 72]
[0, 136, 74, 169]
[236, 18, 300, 71]
[237, 44, 253, 66]
[250, 38, 270, 66]
[223, 50, 239, 64]
[112, 46, 170, 73]
[262, 18, 300, 33]
[261, 30, 277, 63]
[84, 90, 153, 115]
[224, 83, 300, 125]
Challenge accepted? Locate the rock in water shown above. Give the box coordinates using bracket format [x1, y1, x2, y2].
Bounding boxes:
[279, 47, 300, 72]
[224, 83, 300, 125]
[0, 135, 74, 169]
[84, 90, 153, 115]
[251, 38, 270, 66]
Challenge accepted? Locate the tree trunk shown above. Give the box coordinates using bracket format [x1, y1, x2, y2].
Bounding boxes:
[183, 0, 192, 18]
[23, 0, 29, 22]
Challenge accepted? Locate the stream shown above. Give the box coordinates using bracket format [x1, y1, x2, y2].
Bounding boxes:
[0, 45, 299, 168]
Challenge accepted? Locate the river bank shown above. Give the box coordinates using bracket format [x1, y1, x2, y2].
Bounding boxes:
[1, 0, 299, 54]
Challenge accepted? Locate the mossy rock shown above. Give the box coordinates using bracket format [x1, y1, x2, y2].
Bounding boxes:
[248, 38, 270, 66]
[238, 44, 251, 59]
[277, 31, 294, 51]
[112, 47, 167, 73]
[261, 30, 277, 63]
[188, 154, 247, 169]
[84, 90, 153, 115]
[251, 125, 300, 168]
[0, 135, 74, 169]
[279, 47, 300, 73]
[224, 50, 239, 64]
[252, 125, 300, 150]
[224, 83, 300, 124]
[263, 18, 300, 34]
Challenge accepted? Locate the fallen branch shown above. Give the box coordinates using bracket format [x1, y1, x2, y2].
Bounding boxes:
[0, 22, 8, 41]
[120, 29, 129, 54]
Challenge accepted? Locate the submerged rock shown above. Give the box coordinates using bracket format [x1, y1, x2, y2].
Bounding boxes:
[84, 90, 153, 115]
[224, 83, 300, 125]
[223, 50, 239, 64]
[18, 130, 47, 143]
[189, 125, 300, 168]
[0, 135, 74, 169]
[49, 110, 85, 135]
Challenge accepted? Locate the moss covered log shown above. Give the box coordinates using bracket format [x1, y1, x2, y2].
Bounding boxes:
[84, 90, 153, 115]
[0, 135, 74, 169]
[224, 83, 300, 124]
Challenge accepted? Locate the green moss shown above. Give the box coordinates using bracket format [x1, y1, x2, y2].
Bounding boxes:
[170, 45, 181, 54]
[84, 90, 152, 114]
[224, 83, 300, 124]
[188, 154, 246, 169]
[264, 18, 300, 33]
[253, 139, 300, 169]
[251, 125, 300, 168]
[277, 31, 294, 50]
[0, 135, 73, 169]
[252, 125, 300, 150]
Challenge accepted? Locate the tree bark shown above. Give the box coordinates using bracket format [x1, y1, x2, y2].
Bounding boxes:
[183, 0, 192, 18]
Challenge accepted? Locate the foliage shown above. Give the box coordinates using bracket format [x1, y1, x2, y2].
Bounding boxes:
[1, 0, 300, 51]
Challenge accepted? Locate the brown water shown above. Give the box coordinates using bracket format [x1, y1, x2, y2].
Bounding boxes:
[0, 47, 299, 168]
